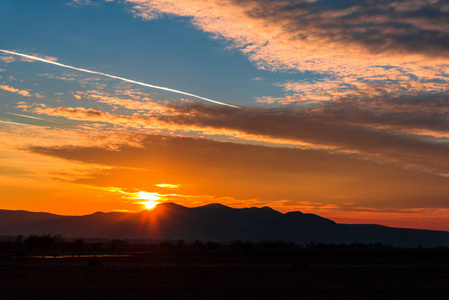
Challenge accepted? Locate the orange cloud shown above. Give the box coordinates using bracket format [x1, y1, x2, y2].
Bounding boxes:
[258, 68, 449, 104]
[155, 183, 180, 189]
[125, 0, 449, 103]
[18, 53, 58, 63]
[21, 99, 449, 177]
[0, 55, 15, 63]
[0, 84, 31, 97]
[75, 90, 170, 112]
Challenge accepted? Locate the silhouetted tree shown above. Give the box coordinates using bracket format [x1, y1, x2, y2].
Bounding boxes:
[15, 234, 23, 245]
[176, 239, 185, 250]
[193, 240, 204, 250]
[206, 241, 221, 251]
[110, 239, 122, 251]
[74, 237, 84, 255]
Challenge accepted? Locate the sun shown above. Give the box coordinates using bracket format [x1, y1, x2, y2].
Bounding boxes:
[135, 191, 161, 210]
[142, 200, 157, 210]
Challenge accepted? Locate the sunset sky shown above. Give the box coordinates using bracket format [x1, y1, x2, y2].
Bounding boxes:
[1, 0, 449, 231]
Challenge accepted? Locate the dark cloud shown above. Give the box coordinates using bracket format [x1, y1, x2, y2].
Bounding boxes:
[244, 0, 449, 58]
[151, 99, 449, 176]
[31, 96, 449, 176]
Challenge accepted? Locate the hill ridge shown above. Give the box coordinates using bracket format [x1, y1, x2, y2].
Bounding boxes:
[0, 203, 448, 247]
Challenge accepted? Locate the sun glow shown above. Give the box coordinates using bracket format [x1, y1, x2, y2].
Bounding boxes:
[135, 191, 161, 210]
[142, 200, 158, 210]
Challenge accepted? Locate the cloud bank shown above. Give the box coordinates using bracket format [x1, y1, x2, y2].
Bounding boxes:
[124, 0, 449, 104]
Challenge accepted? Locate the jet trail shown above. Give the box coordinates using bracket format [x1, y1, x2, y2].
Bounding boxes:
[4, 112, 58, 123]
[0, 49, 239, 109]
[0, 119, 39, 126]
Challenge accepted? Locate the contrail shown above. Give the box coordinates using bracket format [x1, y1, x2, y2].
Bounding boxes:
[0, 119, 39, 126]
[3, 111, 58, 123]
[0, 49, 239, 109]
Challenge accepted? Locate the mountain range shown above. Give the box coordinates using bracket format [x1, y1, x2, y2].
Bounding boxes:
[1, 202, 448, 247]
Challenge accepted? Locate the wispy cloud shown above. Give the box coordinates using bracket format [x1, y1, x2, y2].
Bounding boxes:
[66, 0, 97, 7]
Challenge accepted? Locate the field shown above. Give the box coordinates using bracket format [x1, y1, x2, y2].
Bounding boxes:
[0, 241, 448, 299]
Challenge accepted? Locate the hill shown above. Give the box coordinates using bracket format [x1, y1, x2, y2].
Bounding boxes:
[1, 203, 448, 247]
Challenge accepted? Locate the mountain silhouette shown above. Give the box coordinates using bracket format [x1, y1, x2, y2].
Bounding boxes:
[0, 203, 448, 247]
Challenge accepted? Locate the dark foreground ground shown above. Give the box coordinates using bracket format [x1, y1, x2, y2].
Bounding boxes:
[0, 247, 449, 299]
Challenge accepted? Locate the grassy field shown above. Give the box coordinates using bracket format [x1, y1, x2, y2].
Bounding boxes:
[0, 244, 449, 299]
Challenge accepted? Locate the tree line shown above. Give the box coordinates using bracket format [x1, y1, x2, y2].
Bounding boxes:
[0, 234, 399, 258]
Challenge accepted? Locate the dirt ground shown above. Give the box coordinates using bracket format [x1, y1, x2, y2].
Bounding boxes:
[0, 249, 448, 299]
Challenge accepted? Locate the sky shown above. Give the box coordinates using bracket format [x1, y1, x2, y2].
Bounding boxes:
[1, 0, 449, 231]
